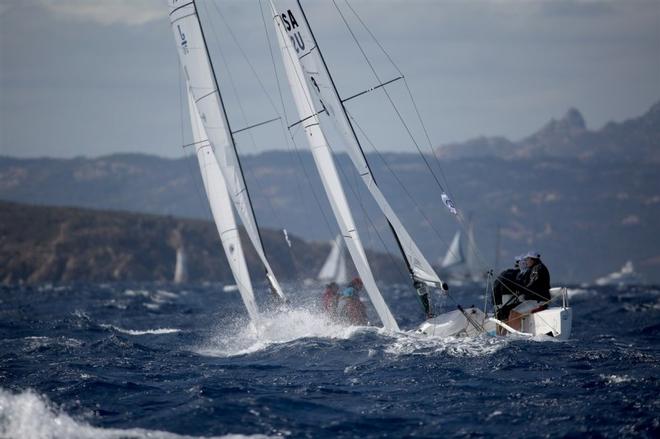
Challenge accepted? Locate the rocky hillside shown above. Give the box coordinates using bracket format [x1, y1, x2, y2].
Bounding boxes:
[1, 102, 659, 283]
[436, 101, 660, 162]
[0, 201, 406, 285]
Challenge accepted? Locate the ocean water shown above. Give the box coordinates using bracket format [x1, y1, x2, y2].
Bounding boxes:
[0, 282, 658, 438]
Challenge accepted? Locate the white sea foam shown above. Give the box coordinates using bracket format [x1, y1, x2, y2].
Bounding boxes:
[197, 306, 364, 358]
[0, 388, 270, 439]
[601, 374, 634, 384]
[566, 288, 596, 298]
[100, 324, 181, 336]
[384, 331, 510, 358]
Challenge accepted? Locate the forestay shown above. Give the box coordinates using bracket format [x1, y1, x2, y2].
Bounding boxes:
[270, 0, 446, 289]
[186, 90, 259, 322]
[270, 1, 399, 330]
[169, 0, 285, 301]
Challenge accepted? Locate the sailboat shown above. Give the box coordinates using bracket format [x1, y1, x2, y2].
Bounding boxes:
[594, 261, 643, 286]
[440, 223, 481, 283]
[267, 1, 572, 338]
[168, 0, 287, 323]
[317, 235, 348, 286]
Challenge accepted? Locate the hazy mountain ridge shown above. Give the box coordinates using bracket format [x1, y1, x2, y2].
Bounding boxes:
[0, 201, 406, 285]
[1, 103, 659, 283]
[436, 100, 660, 162]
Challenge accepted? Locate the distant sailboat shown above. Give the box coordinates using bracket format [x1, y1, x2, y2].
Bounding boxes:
[440, 223, 481, 282]
[594, 261, 643, 286]
[173, 246, 188, 284]
[317, 235, 348, 286]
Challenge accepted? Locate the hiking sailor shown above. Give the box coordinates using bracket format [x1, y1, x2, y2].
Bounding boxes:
[506, 251, 551, 331]
[337, 278, 368, 326]
[321, 282, 340, 318]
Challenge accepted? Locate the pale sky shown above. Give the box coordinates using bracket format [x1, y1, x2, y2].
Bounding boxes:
[1, 0, 659, 158]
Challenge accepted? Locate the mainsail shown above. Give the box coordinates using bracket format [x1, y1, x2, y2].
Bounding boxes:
[186, 90, 259, 322]
[317, 235, 347, 285]
[270, 1, 399, 330]
[169, 0, 286, 302]
[269, 1, 446, 291]
[441, 231, 464, 269]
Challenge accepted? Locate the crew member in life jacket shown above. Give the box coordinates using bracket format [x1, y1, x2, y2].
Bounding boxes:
[321, 282, 339, 318]
[506, 251, 551, 331]
[337, 277, 368, 326]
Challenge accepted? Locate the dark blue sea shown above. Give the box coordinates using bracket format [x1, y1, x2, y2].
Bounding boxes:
[1, 282, 658, 438]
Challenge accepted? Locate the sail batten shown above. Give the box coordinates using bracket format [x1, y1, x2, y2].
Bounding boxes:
[169, 0, 286, 302]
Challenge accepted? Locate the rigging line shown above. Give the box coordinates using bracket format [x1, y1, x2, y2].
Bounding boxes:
[323, 136, 410, 284]
[331, 0, 447, 195]
[297, 0, 414, 279]
[258, 0, 322, 242]
[258, 0, 337, 244]
[201, 2, 284, 228]
[348, 111, 456, 261]
[342, 0, 454, 195]
[232, 116, 281, 135]
[263, 1, 363, 250]
[341, 0, 493, 273]
[210, 0, 281, 118]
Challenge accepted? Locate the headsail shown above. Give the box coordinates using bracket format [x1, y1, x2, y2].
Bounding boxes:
[270, 1, 399, 330]
[187, 90, 259, 322]
[317, 235, 345, 284]
[441, 231, 464, 269]
[169, 0, 285, 301]
[269, 1, 446, 290]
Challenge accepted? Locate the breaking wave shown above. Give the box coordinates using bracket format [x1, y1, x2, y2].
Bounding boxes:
[100, 324, 181, 336]
[196, 306, 369, 357]
[0, 388, 269, 439]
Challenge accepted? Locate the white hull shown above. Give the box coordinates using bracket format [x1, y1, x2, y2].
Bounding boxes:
[417, 287, 572, 340]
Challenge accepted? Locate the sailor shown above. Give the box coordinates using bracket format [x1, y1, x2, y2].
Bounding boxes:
[493, 256, 522, 323]
[506, 251, 551, 331]
[337, 277, 368, 325]
[321, 282, 339, 317]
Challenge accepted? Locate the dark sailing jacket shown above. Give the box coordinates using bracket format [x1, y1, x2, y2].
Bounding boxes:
[493, 268, 520, 306]
[525, 261, 551, 302]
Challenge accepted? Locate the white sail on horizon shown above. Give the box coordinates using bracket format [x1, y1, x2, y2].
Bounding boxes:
[441, 231, 464, 269]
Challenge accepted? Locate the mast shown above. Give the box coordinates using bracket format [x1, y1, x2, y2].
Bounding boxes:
[169, 0, 286, 302]
[271, 1, 447, 300]
[269, 1, 399, 329]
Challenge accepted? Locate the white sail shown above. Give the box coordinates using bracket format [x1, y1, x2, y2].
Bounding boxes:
[317, 235, 349, 285]
[270, 2, 399, 330]
[186, 90, 259, 322]
[441, 231, 464, 269]
[465, 220, 481, 281]
[317, 235, 343, 282]
[169, 0, 285, 301]
[173, 246, 188, 284]
[270, 1, 445, 290]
